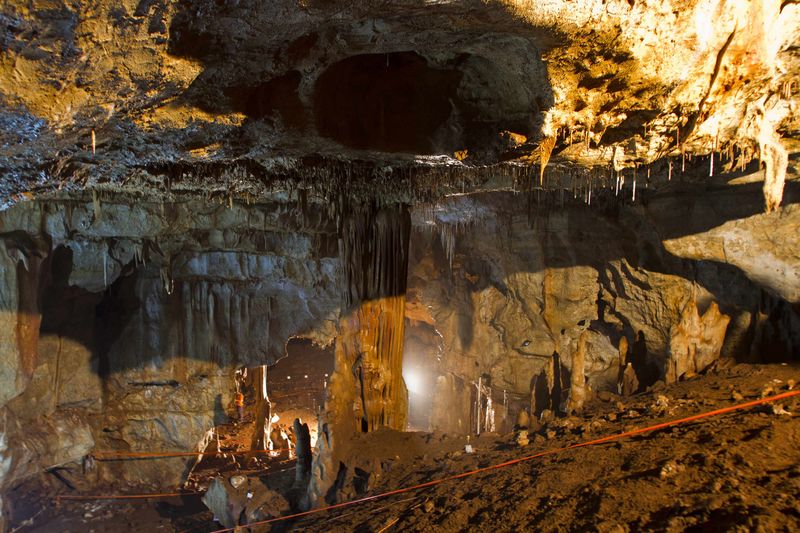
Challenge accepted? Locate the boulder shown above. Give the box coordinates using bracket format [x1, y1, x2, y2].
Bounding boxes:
[203, 476, 289, 529]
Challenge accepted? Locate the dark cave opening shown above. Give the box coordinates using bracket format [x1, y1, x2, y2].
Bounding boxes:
[225, 70, 307, 129]
[313, 51, 462, 154]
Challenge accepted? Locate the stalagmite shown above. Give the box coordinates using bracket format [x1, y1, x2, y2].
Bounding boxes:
[484, 394, 495, 433]
[250, 366, 272, 451]
[516, 409, 530, 429]
[567, 330, 588, 414]
[617, 335, 628, 395]
[619, 335, 628, 367]
[666, 299, 730, 384]
[620, 364, 639, 397]
[293, 418, 312, 486]
[476, 376, 483, 434]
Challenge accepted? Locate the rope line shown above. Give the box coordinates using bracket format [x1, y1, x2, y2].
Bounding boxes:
[55, 491, 201, 502]
[203, 389, 799, 533]
[53, 466, 299, 504]
[91, 448, 291, 460]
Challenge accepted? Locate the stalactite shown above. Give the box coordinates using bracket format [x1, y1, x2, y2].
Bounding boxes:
[133, 241, 145, 267]
[539, 137, 556, 186]
[758, 116, 788, 213]
[161, 262, 173, 295]
[439, 224, 457, 270]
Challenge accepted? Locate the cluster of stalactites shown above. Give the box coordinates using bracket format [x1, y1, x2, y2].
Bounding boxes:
[339, 204, 411, 309]
[325, 203, 412, 434]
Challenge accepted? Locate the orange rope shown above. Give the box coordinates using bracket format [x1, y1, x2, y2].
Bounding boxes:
[54, 466, 299, 504]
[205, 389, 800, 533]
[55, 491, 201, 502]
[92, 448, 291, 460]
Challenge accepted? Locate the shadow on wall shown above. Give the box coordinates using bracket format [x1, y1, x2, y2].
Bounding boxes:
[412, 163, 800, 369]
[0, 161, 797, 399]
[165, 0, 554, 160]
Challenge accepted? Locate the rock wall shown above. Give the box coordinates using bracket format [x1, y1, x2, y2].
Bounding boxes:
[0, 172, 796, 507]
[406, 181, 800, 432]
[0, 196, 342, 491]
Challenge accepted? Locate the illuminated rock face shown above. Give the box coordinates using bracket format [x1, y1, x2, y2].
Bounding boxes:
[0, 178, 797, 503]
[335, 296, 409, 433]
[333, 206, 411, 434]
[405, 185, 800, 431]
[666, 300, 731, 384]
[1, 1, 797, 210]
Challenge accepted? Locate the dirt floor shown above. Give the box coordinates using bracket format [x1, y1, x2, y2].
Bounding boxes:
[9, 362, 800, 532]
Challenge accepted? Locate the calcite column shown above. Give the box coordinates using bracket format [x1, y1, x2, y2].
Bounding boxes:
[337, 295, 408, 432]
[567, 330, 587, 414]
[0, 234, 50, 404]
[306, 204, 410, 508]
[249, 366, 272, 451]
[328, 205, 411, 434]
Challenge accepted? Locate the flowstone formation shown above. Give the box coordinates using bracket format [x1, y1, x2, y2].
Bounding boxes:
[306, 205, 411, 507]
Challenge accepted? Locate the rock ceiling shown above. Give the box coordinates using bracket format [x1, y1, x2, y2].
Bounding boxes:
[1, 0, 799, 208]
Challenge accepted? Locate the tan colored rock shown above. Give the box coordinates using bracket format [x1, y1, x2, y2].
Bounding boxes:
[620, 364, 639, 397]
[516, 409, 530, 429]
[618, 336, 629, 367]
[567, 330, 588, 414]
[666, 300, 730, 384]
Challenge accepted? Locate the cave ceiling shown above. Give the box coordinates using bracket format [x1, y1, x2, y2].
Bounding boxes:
[1, 0, 799, 208]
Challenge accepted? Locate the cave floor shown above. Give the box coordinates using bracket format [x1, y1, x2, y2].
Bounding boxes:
[11, 363, 800, 532]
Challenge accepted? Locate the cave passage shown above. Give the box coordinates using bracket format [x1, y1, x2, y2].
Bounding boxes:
[267, 338, 334, 420]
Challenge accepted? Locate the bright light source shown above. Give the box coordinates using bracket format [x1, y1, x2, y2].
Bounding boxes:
[404, 369, 422, 395]
[287, 376, 291, 380]
[304, 374, 308, 379]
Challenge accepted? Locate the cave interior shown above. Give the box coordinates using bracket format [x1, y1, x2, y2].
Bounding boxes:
[0, 0, 799, 531]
